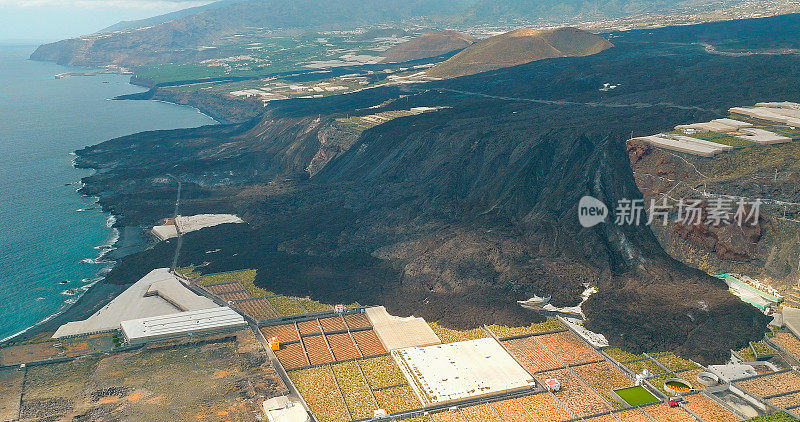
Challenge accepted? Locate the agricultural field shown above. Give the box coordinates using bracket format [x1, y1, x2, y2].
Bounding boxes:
[298, 319, 323, 335]
[205, 281, 246, 294]
[684, 393, 741, 422]
[261, 324, 300, 343]
[625, 358, 668, 376]
[291, 355, 419, 421]
[218, 290, 250, 301]
[303, 335, 334, 365]
[358, 355, 407, 389]
[0, 369, 23, 421]
[428, 322, 487, 343]
[521, 393, 573, 422]
[490, 397, 536, 422]
[613, 408, 654, 422]
[584, 414, 619, 422]
[540, 368, 610, 417]
[275, 342, 309, 369]
[270, 318, 387, 369]
[572, 361, 633, 405]
[268, 296, 307, 316]
[768, 391, 800, 410]
[651, 353, 700, 372]
[503, 336, 565, 373]
[351, 330, 386, 356]
[290, 366, 349, 422]
[320, 316, 348, 332]
[642, 403, 696, 421]
[460, 403, 502, 421]
[233, 298, 278, 320]
[332, 361, 378, 419]
[738, 371, 800, 398]
[328, 333, 361, 360]
[604, 348, 647, 363]
[431, 409, 467, 421]
[18, 330, 284, 422]
[374, 385, 421, 414]
[536, 331, 604, 366]
[344, 313, 372, 329]
[486, 319, 566, 339]
[772, 332, 800, 360]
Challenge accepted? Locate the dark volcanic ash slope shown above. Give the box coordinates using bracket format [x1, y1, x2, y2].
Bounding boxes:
[74, 15, 800, 362]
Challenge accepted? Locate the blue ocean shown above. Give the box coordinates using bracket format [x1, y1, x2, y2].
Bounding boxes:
[0, 45, 216, 341]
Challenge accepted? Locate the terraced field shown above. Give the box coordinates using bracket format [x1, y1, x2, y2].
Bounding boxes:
[428, 322, 487, 343]
[503, 336, 564, 373]
[486, 319, 566, 339]
[641, 403, 695, 421]
[773, 332, 800, 360]
[522, 393, 573, 421]
[737, 371, 800, 398]
[540, 368, 610, 417]
[684, 394, 740, 422]
[290, 355, 419, 421]
[290, 366, 350, 422]
[234, 298, 278, 320]
[537, 332, 604, 366]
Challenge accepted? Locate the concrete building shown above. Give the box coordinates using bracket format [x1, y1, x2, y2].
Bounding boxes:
[121, 307, 246, 345]
[365, 306, 441, 350]
[393, 338, 536, 405]
[53, 268, 218, 339]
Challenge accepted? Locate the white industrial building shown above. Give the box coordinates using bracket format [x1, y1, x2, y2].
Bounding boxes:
[120, 307, 246, 345]
[392, 338, 535, 405]
[53, 268, 218, 339]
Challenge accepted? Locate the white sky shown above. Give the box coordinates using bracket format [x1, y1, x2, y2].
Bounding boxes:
[0, 0, 214, 41]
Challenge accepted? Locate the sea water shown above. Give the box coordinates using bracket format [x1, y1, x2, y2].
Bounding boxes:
[0, 44, 216, 341]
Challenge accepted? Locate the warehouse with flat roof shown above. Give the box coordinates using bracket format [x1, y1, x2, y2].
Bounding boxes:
[392, 338, 536, 405]
[121, 307, 247, 345]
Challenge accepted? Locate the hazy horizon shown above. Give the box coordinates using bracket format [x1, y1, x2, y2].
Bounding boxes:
[0, 0, 214, 41]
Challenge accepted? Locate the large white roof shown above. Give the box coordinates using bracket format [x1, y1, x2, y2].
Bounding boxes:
[53, 268, 217, 338]
[120, 307, 246, 343]
[392, 338, 535, 405]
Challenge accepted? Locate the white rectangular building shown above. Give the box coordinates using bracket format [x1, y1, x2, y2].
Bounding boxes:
[121, 307, 246, 345]
[392, 338, 535, 405]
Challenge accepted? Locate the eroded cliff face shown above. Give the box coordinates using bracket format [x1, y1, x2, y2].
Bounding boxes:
[629, 140, 800, 293]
